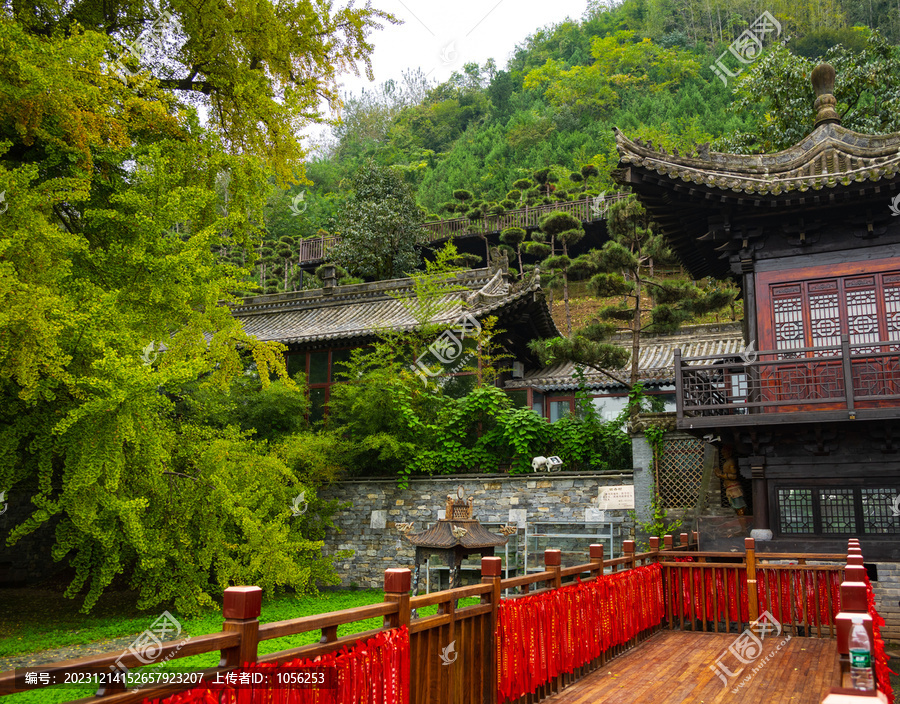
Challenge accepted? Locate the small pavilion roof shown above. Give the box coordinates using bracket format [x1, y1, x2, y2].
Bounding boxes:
[404, 518, 508, 550]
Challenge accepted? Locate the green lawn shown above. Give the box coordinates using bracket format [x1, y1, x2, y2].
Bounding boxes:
[0, 588, 476, 704]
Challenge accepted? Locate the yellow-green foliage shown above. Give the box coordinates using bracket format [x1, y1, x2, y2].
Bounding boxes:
[0, 4, 381, 613]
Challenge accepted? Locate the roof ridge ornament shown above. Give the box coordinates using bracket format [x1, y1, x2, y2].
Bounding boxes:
[811, 63, 841, 128]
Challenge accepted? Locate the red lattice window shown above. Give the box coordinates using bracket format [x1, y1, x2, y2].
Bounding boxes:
[770, 271, 900, 354]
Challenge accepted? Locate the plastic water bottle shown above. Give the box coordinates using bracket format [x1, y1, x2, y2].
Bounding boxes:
[849, 615, 875, 691]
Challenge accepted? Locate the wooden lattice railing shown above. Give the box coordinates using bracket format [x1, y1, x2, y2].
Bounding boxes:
[674, 338, 900, 429]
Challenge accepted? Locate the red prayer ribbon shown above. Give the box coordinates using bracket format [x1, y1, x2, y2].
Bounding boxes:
[142, 626, 410, 704]
[495, 563, 664, 703]
[863, 574, 897, 702]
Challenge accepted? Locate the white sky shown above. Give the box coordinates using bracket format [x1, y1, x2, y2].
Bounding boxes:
[333, 0, 592, 100]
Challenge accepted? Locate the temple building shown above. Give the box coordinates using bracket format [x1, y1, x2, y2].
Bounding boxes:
[232, 264, 558, 421]
[614, 63, 900, 559]
[231, 263, 741, 426]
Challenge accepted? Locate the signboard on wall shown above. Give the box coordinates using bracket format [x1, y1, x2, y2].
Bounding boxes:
[596, 485, 635, 509]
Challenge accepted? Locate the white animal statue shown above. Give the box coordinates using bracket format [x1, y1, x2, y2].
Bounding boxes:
[532, 456, 551, 472]
[531, 456, 563, 472]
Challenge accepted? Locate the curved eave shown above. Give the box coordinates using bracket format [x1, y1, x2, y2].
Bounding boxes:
[404, 519, 508, 550]
[614, 124, 900, 196]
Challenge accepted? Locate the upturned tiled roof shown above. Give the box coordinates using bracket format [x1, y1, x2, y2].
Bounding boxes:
[614, 123, 900, 196]
[231, 267, 558, 347]
[505, 323, 745, 392]
[404, 519, 508, 550]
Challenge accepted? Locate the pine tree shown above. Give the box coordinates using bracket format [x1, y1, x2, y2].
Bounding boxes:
[530, 196, 737, 405]
[538, 212, 585, 334]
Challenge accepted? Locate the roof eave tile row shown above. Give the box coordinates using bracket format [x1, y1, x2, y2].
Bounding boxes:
[614, 124, 900, 196]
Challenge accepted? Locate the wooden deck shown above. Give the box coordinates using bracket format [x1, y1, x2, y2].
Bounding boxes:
[544, 631, 840, 704]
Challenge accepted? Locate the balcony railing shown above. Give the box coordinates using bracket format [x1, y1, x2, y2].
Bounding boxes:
[296, 194, 630, 264]
[297, 235, 340, 263]
[675, 336, 900, 428]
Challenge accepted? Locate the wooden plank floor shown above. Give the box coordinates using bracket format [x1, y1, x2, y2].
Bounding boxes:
[545, 631, 839, 704]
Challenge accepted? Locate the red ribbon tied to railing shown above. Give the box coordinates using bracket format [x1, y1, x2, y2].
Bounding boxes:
[495, 563, 665, 703]
[144, 626, 410, 704]
[863, 574, 897, 702]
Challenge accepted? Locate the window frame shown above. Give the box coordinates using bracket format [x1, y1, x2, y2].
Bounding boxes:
[773, 481, 900, 537]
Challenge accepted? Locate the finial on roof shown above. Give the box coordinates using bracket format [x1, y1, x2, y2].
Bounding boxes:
[811, 63, 841, 127]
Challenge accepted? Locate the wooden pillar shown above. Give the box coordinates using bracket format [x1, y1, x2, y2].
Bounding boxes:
[544, 549, 563, 695]
[680, 532, 689, 548]
[745, 538, 759, 625]
[590, 543, 604, 579]
[835, 570, 874, 690]
[649, 537, 660, 564]
[674, 349, 684, 422]
[624, 540, 636, 570]
[545, 549, 562, 590]
[482, 557, 502, 704]
[383, 568, 411, 630]
[752, 474, 770, 532]
[664, 534, 674, 551]
[219, 586, 262, 668]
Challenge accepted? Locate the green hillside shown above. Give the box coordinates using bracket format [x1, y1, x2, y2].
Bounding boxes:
[248, 0, 900, 295]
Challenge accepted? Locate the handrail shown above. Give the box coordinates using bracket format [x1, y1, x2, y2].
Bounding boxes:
[257, 601, 397, 641]
[420, 193, 629, 240]
[675, 336, 900, 421]
[2, 531, 858, 704]
[821, 539, 893, 702]
[296, 193, 630, 263]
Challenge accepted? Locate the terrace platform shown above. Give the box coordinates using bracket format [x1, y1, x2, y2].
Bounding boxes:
[545, 631, 840, 704]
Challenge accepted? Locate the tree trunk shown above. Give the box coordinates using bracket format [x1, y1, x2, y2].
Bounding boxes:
[517, 245, 524, 280]
[563, 242, 572, 335]
[631, 273, 642, 395]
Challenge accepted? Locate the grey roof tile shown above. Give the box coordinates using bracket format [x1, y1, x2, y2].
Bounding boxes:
[505, 323, 745, 391]
[231, 268, 558, 346]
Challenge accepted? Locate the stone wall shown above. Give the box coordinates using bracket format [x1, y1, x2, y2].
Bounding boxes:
[871, 562, 900, 641]
[318, 472, 636, 590]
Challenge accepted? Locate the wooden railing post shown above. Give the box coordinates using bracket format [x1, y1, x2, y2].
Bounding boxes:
[482, 557, 502, 704]
[383, 569, 411, 630]
[663, 534, 674, 551]
[835, 562, 875, 691]
[545, 549, 562, 590]
[590, 543, 604, 579]
[841, 335, 856, 417]
[680, 532, 689, 548]
[624, 540, 636, 570]
[745, 538, 759, 625]
[649, 537, 660, 564]
[674, 349, 684, 421]
[219, 586, 262, 668]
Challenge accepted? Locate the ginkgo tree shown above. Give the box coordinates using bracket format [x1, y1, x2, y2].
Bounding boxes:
[0, 2, 387, 614]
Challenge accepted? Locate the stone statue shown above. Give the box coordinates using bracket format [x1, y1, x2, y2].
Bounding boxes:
[716, 444, 747, 516]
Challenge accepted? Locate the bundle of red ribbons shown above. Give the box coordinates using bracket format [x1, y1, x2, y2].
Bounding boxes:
[670, 559, 843, 628]
[495, 563, 664, 703]
[144, 626, 410, 704]
[863, 574, 897, 701]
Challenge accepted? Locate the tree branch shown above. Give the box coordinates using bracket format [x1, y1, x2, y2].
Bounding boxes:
[585, 364, 630, 388]
[156, 77, 213, 93]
